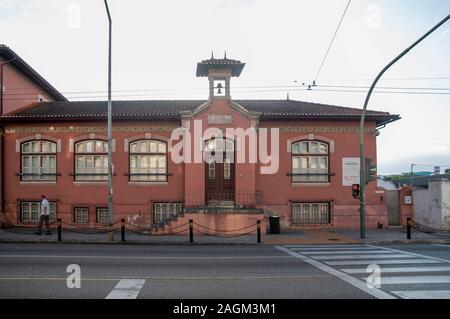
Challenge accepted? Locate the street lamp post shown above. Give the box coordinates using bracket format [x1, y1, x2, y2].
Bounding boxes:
[104, 0, 114, 240]
[359, 13, 450, 239]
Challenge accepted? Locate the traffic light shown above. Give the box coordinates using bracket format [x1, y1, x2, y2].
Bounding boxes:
[365, 158, 377, 184]
[352, 184, 360, 199]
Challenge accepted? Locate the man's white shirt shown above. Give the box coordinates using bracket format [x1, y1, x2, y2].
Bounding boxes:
[41, 199, 49, 216]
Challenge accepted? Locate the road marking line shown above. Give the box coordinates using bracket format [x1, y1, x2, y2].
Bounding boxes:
[368, 276, 450, 285]
[0, 254, 290, 260]
[312, 254, 408, 260]
[105, 279, 145, 299]
[302, 250, 391, 255]
[368, 244, 450, 264]
[326, 259, 441, 266]
[0, 275, 333, 281]
[392, 290, 450, 299]
[274, 246, 395, 299]
[342, 266, 450, 274]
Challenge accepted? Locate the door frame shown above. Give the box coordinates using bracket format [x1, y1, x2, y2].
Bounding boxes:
[204, 138, 236, 204]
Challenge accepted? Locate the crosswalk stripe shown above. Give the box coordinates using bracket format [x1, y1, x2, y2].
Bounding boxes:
[368, 244, 450, 264]
[302, 250, 391, 255]
[372, 276, 450, 285]
[290, 247, 379, 251]
[274, 246, 395, 299]
[284, 244, 368, 248]
[392, 290, 450, 299]
[312, 254, 409, 260]
[326, 259, 442, 266]
[341, 266, 450, 274]
[105, 279, 145, 299]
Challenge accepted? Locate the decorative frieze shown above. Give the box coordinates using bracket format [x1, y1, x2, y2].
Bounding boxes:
[5, 125, 375, 135]
[5, 125, 178, 134]
[277, 127, 376, 133]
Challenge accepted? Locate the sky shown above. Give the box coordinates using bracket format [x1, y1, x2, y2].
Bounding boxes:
[0, 0, 449, 175]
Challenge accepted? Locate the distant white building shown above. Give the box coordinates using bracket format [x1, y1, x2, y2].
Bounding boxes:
[413, 176, 450, 230]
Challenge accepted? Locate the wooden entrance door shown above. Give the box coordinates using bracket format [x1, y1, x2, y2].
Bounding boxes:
[204, 139, 235, 204]
[205, 160, 234, 204]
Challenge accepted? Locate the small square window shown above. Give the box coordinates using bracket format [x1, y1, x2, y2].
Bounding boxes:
[74, 208, 89, 224]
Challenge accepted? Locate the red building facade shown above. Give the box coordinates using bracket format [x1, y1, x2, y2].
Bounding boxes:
[0, 47, 400, 232]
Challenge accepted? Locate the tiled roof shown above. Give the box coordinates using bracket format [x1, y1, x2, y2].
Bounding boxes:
[0, 44, 67, 102]
[196, 57, 245, 77]
[0, 99, 400, 125]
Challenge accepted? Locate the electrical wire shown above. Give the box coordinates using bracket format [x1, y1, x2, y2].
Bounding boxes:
[313, 0, 352, 83]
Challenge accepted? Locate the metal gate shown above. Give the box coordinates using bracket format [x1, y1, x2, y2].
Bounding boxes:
[387, 190, 399, 226]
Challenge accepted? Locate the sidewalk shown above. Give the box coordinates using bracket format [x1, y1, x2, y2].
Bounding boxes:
[1, 227, 449, 245]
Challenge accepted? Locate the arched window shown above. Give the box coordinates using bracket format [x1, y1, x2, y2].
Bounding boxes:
[291, 140, 329, 182]
[21, 140, 57, 181]
[75, 140, 108, 181]
[129, 140, 167, 182]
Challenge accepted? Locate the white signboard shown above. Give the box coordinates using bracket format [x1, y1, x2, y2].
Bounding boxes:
[342, 157, 360, 186]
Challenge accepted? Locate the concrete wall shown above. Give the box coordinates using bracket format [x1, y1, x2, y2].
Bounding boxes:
[413, 179, 450, 230]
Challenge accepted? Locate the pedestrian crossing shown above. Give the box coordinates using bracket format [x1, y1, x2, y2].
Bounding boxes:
[276, 244, 450, 299]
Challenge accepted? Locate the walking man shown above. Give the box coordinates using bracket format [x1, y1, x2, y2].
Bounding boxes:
[36, 194, 51, 235]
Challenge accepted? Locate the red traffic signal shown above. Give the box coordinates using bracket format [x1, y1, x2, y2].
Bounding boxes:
[352, 184, 360, 199]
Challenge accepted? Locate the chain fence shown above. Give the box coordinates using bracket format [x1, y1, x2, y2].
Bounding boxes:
[0, 218, 263, 243]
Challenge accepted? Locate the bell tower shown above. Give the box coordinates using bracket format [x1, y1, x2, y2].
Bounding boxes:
[196, 52, 245, 100]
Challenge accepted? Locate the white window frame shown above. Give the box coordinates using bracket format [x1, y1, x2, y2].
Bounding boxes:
[75, 140, 108, 181]
[21, 140, 57, 181]
[291, 140, 329, 183]
[21, 201, 56, 223]
[129, 140, 167, 182]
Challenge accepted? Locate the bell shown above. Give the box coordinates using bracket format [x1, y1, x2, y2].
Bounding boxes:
[217, 88, 222, 94]
[217, 83, 223, 88]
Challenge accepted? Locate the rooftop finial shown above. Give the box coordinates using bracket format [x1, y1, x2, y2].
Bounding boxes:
[286, 92, 290, 100]
[224, 51, 227, 59]
[211, 51, 214, 59]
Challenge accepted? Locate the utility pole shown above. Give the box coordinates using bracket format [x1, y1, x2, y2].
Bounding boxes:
[104, 0, 114, 240]
[359, 13, 450, 239]
[410, 163, 415, 187]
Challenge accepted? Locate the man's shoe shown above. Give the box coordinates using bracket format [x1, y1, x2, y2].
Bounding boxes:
[45, 232, 51, 235]
[35, 232, 42, 235]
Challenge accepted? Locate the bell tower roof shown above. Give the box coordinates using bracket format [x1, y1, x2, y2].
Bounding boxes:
[196, 54, 245, 77]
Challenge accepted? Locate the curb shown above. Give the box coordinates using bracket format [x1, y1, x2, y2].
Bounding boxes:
[0, 239, 259, 246]
[1, 238, 449, 245]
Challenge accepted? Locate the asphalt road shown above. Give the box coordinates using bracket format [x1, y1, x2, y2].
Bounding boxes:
[0, 243, 449, 299]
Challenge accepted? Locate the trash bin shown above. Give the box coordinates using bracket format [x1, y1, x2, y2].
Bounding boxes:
[269, 215, 280, 234]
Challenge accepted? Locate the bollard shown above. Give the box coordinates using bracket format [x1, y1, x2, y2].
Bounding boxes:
[57, 218, 62, 242]
[257, 220, 261, 243]
[407, 218, 411, 240]
[121, 219, 125, 242]
[189, 219, 194, 243]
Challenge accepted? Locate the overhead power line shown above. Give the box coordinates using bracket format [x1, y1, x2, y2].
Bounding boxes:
[3, 88, 450, 101]
[313, 0, 352, 83]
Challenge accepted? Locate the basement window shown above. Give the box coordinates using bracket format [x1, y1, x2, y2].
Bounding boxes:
[20, 201, 56, 224]
[291, 202, 330, 225]
[154, 203, 183, 224]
